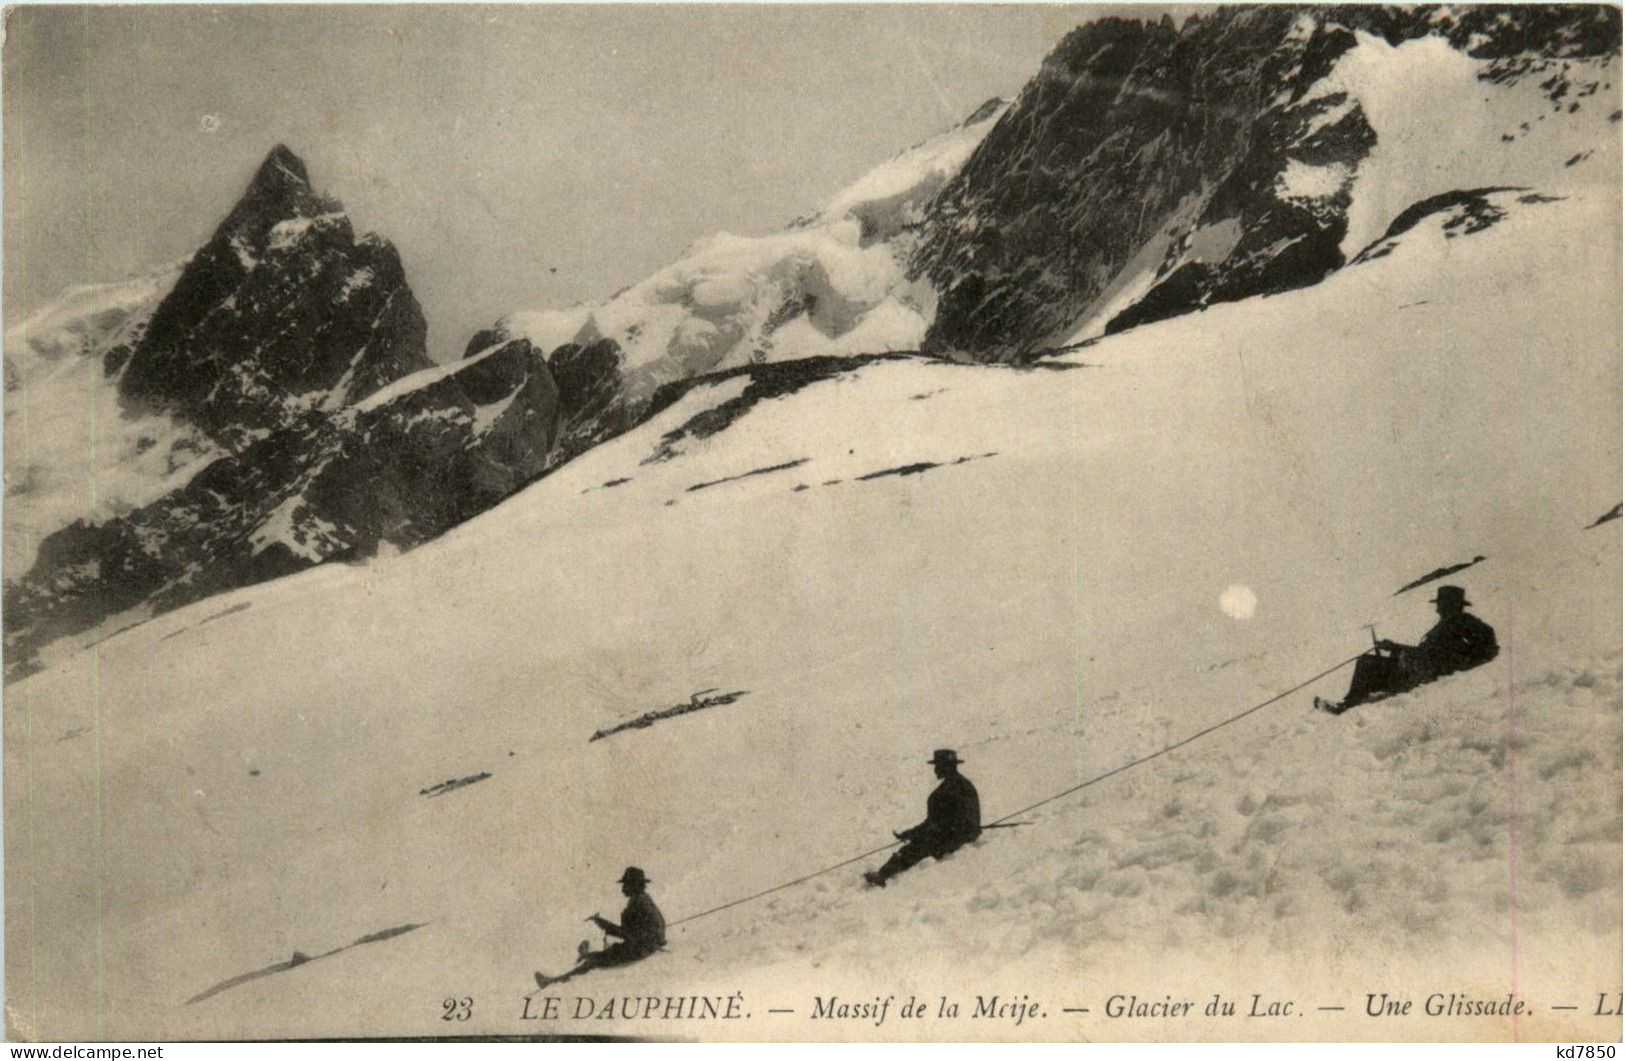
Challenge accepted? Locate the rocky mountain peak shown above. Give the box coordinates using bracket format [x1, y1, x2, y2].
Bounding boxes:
[204, 143, 327, 251]
[911, 4, 1621, 360]
[4, 142, 573, 676]
[252, 143, 311, 191]
[112, 144, 431, 447]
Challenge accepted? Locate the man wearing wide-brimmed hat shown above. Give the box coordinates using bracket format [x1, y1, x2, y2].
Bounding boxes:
[864, 749, 982, 887]
[535, 866, 666, 988]
[1317, 584, 1499, 714]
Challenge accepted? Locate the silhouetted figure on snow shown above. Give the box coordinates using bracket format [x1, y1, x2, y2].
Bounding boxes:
[864, 749, 981, 887]
[534, 866, 665, 988]
[1317, 585, 1498, 714]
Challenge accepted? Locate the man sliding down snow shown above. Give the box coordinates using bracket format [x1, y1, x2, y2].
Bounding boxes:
[1317, 584, 1498, 715]
[534, 866, 665, 988]
[864, 749, 981, 887]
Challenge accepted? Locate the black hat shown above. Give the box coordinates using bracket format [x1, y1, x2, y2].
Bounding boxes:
[1429, 585, 1471, 607]
[618, 866, 649, 885]
[928, 749, 964, 766]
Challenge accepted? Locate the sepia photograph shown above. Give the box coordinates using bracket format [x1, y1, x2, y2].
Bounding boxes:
[2, 2, 1620, 1044]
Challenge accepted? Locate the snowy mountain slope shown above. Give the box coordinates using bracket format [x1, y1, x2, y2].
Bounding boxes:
[3, 336, 559, 680]
[915, 5, 1621, 356]
[14, 9, 1615, 691]
[3, 142, 444, 595]
[5, 271, 178, 367]
[3, 148, 562, 676]
[2, 100, 1015, 672]
[453, 5, 1621, 486]
[5, 171, 1616, 1039]
[2, 265, 220, 577]
[481, 99, 1007, 461]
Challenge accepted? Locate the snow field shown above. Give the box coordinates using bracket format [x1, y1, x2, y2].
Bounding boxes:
[4, 156, 1619, 1041]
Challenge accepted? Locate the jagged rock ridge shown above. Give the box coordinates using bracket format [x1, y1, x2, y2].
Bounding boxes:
[4, 148, 560, 678]
[111, 144, 434, 448]
[912, 4, 1621, 359]
[11, 7, 1621, 676]
[5, 335, 559, 679]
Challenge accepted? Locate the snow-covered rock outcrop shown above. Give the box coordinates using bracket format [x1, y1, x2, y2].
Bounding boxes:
[913, 5, 1621, 357]
[476, 3, 1620, 456]
[113, 144, 434, 446]
[4, 149, 560, 677]
[4, 335, 558, 679]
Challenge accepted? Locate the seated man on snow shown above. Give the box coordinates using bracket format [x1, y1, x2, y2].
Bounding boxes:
[534, 866, 665, 988]
[1317, 584, 1498, 714]
[864, 748, 981, 887]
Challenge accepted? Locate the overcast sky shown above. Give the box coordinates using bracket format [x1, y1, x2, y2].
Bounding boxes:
[5, 4, 1172, 358]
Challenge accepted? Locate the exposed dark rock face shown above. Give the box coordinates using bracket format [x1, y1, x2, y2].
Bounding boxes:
[463, 319, 637, 471]
[544, 338, 636, 467]
[5, 339, 557, 675]
[111, 144, 433, 448]
[641, 352, 919, 464]
[1349, 186, 1523, 264]
[912, 5, 1621, 359]
[1588, 503, 1623, 529]
[4, 147, 560, 677]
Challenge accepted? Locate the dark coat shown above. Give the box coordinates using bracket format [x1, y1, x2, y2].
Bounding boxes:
[1415, 611, 1498, 679]
[904, 773, 982, 852]
[605, 892, 666, 955]
[1337, 610, 1500, 712]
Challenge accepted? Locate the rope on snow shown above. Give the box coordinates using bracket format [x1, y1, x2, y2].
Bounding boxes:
[667, 651, 1364, 929]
